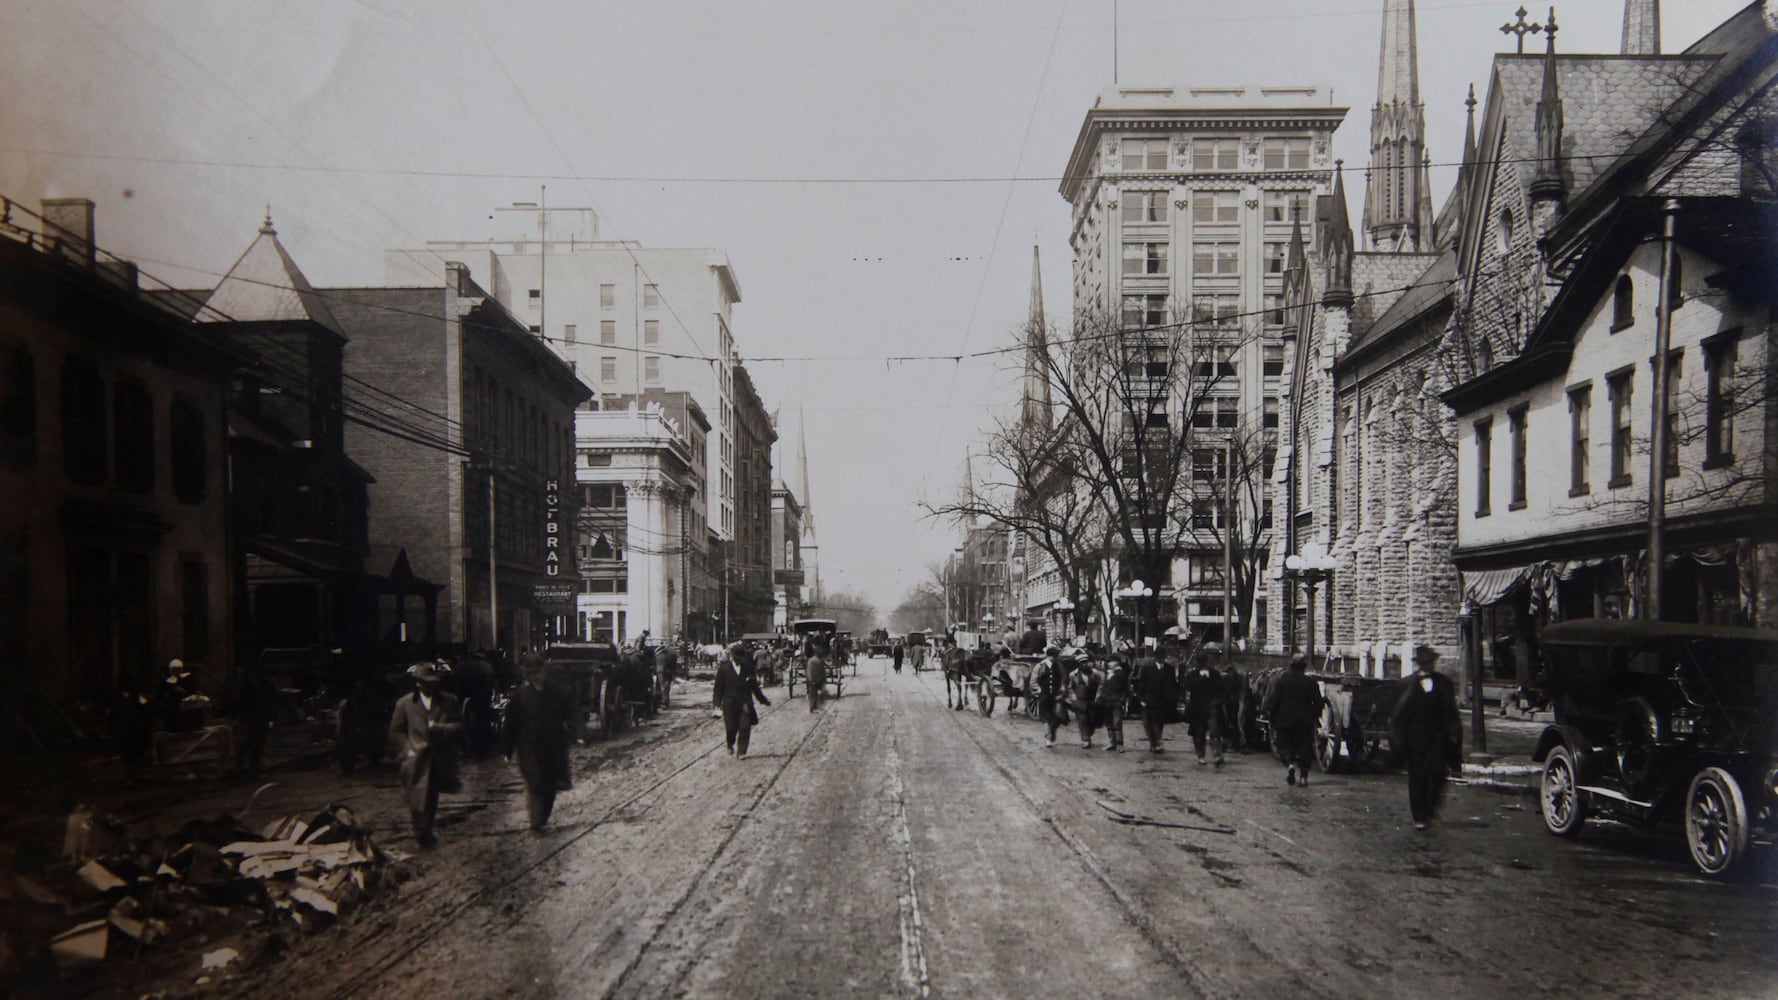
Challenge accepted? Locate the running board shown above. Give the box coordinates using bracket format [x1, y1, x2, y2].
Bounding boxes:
[1578, 785, 1657, 810]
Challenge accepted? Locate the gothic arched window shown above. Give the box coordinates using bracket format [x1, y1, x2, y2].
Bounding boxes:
[1612, 275, 1634, 331]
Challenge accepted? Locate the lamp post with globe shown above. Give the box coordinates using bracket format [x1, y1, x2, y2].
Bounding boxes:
[1118, 579, 1155, 646]
[1283, 542, 1337, 664]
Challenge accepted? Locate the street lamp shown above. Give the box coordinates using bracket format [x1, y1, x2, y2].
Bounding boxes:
[1118, 579, 1155, 646]
[1283, 541, 1337, 665]
[1054, 596, 1075, 642]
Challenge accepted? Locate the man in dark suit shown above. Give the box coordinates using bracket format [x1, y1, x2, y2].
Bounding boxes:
[1131, 647, 1174, 753]
[713, 642, 771, 758]
[1390, 645, 1463, 830]
[1181, 651, 1228, 766]
[387, 662, 463, 847]
[1263, 654, 1326, 786]
[502, 652, 574, 832]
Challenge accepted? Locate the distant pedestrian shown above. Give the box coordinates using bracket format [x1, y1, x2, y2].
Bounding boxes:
[1098, 654, 1131, 752]
[1066, 655, 1100, 749]
[891, 642, 904, 674]
[1263, 654, 1325, 786]
[1032, 648, 1066, 748]
[387, 662, 463, 848]
[1390, 645, 1463, 830]
[654, 645, 680, 710]
[1181, 651, 1229, 766]
[502, 652, 574, 831]
[1131, 647, 1174, 753]
[714, 643, 771, 758]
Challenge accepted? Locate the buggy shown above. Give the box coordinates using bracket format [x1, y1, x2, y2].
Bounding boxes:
[787, 619, 844, 700]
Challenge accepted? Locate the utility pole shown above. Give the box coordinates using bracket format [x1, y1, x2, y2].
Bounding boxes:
[488, 470, 499, 651]
[1646, 199, 1680, 621]
[1222, 434, 1234, 665]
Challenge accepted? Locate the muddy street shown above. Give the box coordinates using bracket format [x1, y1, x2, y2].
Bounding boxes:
[193, 658, 1778, 1000]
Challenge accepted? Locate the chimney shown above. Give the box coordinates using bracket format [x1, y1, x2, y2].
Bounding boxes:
[40, 197, 95, 264]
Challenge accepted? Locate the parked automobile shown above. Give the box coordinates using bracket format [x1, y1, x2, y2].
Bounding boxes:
[1530, 619, 1778, 877]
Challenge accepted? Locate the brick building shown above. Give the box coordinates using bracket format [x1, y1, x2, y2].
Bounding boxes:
[0, 198, 236, 714]
[727, 366, 777, 636]
[324, 264, 591, 653]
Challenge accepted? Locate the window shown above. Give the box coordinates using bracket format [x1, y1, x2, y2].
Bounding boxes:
[1263, 344, 1284, 377]
[1497, 209, 1515, 252]
[113, 379, 154, 493]
[1263, 397, 1280, 430]
[600, 320, 616, 344]
[582, 483, 626, 509]
[1704, 333, 1738, 467]
[600, 357, 617, 383]
[1608, 369, 1634, 487]
[1265, 242, 1287, 274]
[1264, 293, 1286, 327]
[1193, 353, 1237, 379]
[527, 325, 541, 335]
[1192, 191, 1239, 224]
[1611, 276, 1634, 331]
[1263, 191, 1305, 223]
[1658, 352, 1682, 478]
[1192, 501, 1225, 530]
[644, 320, 660, 344]
[1191, 293, 1239, 327]
[61, 360, 106, 485]
[1190, 396, 1239, 429]
[563, 323, 577, 345]
[1, 342, 36, 468]
[1192, 241, 1239, 275]
[643, 284, 659, 308]
[1508, 405, 1528, 509]
[1121, 294, 1168, 328]
[1262, 138, 1311, 170]
[644, 356, 661, 384]
[527, 288, 541, 305]
[599, 283, 616, 308]
[181, 560, 210, 659]
[1122, 241, 1168, 276]
[1192, 447, 1228, 483]
[1474, 417, 1493, 516]
[1121, 137, 1169, 170]
[1121, 191, 1169, 224]
[171, 394, 207, 503]
[1192, 138, 1239, 171]
[1568, 384, 1591, 496]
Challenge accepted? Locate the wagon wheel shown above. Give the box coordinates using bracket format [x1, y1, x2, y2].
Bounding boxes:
[976, 677, 996, 717]
[602, 681, 624, 738]
[1316, 713, 1343, 774]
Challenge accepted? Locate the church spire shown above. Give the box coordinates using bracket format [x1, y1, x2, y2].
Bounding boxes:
[796, 405, 814, 533]
[1322, 161, 1355, 308]
[1020, 243, 1052, 436]
[1529, 11, 1567, 220]
[1362, 0, 1435, 252]
[1621, 0, 1660, 54]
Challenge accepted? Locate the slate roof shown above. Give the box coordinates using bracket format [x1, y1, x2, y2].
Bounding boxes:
[1492, 54, 1717, 201]
[1353, 249, 1456, 355]
[198, 217, 347, 337]
[1348, 250, 1440, 337]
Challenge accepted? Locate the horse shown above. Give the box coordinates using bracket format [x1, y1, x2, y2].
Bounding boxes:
[940, 642, 975, 711]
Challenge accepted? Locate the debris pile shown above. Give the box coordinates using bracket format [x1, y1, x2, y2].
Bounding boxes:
[1, 802, 401, 991]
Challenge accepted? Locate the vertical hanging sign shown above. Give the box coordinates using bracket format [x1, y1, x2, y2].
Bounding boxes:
[543, 478, 562, 577]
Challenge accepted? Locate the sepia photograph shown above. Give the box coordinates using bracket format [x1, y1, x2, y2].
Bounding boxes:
[0, 0, 1774, 995]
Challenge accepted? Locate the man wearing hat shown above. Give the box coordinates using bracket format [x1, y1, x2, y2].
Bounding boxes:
[502, 652, 574, 832]
[1390, 644, 1463, 830]
[1097, 652, 1132, 752]
[1130, 645, 1174, 753]
[1263, 654, 1326, 786]
[1181, 649, 1229, 766]
[713, 642, 771, 757]
[1031, 647, 1066, 748]
[387, 662, 464, 847]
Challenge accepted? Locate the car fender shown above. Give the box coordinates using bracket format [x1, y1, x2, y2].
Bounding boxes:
[1533, 723, 1596, 768]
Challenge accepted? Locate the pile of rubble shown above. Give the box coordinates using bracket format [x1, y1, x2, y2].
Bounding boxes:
[0, 801, 403, 992]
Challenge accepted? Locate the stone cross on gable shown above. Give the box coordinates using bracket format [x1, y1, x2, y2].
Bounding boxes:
[1500, 5, 1542, 53]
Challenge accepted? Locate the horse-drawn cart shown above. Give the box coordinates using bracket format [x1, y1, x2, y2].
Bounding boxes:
[786, 619, 843, 700]
[1313, 673, 1408, 773]
[543, 641, 624, 740]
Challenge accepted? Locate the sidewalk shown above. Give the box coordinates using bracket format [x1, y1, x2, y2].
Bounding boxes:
[1455, 710, 1549, 793]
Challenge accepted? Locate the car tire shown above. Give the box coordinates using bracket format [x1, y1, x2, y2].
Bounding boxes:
[1685, 766, 1749, 878]
[1541, 745, 1588, 838]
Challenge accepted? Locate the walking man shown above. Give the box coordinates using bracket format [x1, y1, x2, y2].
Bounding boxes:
[892, 641, 904, 674]
[503, 652, 574, 831]
[714, 642, 771, 757]
[387, 662, 463, 848]
[1131, 646, 1173, 753]
[1263, 654, 1325, 786]
[1032, 647, 1066, 748]
[1181, 651, 1227, 766]
[1066, 653, 1100, 749]
[1390, 645, 1463, 830]
[1098, 652, 1132, 752]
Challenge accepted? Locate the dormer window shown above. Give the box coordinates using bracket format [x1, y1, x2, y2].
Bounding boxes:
[1497, 208, 1515, 252]
[1611, 275, 1634, 331]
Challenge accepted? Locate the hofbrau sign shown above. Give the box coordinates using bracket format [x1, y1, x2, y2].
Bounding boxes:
[544, 478, 563, 577]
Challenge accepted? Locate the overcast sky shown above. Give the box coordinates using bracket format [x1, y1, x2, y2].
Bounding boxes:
[0, 0, 1750, 615]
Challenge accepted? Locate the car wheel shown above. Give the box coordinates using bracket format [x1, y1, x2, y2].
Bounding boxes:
[1685, 767, 1749, 878]
[1541, 745, 1587, 838]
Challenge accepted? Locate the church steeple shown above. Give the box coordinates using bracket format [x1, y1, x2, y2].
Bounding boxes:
[1621, 0, 1660, 54]
[1020, 243, 1052, 436]
[1529, 11, 1568, 229]
[1362, 0, 1436, 253]
[1322, 161, 1356, 308]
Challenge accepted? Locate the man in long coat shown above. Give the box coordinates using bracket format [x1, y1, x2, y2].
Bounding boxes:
[1180, 651, 1228, 766]
[1097, 653, 1132, 752]
[714, 642, 771, 757]
[1066, 655, 1101, 749]
[387, 662, 463, 847]
[1390, 644, 1463, 830]
[1032, 647, 1066, 748]
[1263, 654, 1325, 786]
[1130, 647, 1174, 753]
[502, 652, 574, 831]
